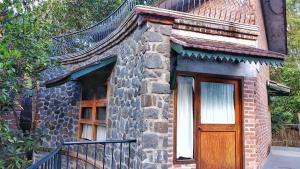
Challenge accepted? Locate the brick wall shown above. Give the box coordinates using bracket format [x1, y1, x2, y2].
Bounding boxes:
[167, 71, 271, 169]
[0, 109, 18, 130]
[243, 66, 271, 169]
[244, 77, 258, 169]
[255, 66, 271, 168]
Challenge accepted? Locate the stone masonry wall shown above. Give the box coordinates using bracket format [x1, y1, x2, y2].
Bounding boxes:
[100, 22, 147, 169]
[139, 22, 172, 169]
[38, 66, 81, 148]
[37, 20, 149, 168]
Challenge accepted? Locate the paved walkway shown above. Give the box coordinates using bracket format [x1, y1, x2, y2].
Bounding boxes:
[263, 146, 300, 169]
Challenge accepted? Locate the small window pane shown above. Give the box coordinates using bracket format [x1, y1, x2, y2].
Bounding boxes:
[201, 82, 235, 124]
[82, 124, 93, 140]
[96, 85, 107, 99]
[96, 107, 106, 121]
[82, 108, 92, 119]
[176, 76, 194, 159]
[82, 87, 94, 100]
[96, 126, 106, 140]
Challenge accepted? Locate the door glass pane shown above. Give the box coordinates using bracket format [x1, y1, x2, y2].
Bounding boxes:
[201, 82, 235, 124]
[176, 76, 194, 159]
[96, 126, 106, 140]
[96, 107, 106, 121]
[82, 108, 92, 119]
[82, 124, 93, 140]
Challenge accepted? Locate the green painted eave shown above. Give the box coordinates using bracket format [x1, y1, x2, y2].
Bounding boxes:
[171, 43, 284, 66]
[70, 56, 117, 81]
[267, 81, 291, 96]
[45, 56, 116, 88]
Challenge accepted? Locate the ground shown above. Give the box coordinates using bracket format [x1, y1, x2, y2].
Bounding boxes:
[263, 147, 300, 169]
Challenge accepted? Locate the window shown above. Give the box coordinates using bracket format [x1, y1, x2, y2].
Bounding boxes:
[200, 82, 235, 124]
[79, 81, 107, 141]
[175, 76, 194, 161]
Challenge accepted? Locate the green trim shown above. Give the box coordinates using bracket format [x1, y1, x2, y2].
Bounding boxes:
[46, 77, 70, 88]
[170, 58, 178, 90]
[171, 43, 284, 66]
[267, 83, 290, 96]
[70, 56, 117, 81]
[45, 56, 117, 88]
[170, 69, 177, 90]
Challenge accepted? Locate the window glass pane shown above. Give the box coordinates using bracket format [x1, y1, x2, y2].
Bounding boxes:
[176, 76, 194, 159]
[96, 126, 106, 140]
[201, 82, 235, 124]
[82, 124, 93, 140]
[96, 107, 106, 121]
[82, 87, 94, 100]
[81, 108, 92, 119]
[96, 84, 107, 99]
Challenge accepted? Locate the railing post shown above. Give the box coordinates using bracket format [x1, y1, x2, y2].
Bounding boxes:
[57, 148, 62, 169]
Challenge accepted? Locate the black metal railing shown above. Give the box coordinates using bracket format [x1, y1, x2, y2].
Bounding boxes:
[27, 139, 137, 169]
[27, 147, 62, 169]
[51, 0, 253, 57]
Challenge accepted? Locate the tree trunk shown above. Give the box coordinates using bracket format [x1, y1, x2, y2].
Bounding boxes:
[31, 76, 38, 129]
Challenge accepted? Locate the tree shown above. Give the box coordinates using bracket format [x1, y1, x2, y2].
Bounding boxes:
[270, 0, 300, 134]
[0, 0, 52, 123]
[0, 0, 121, 168]
[43, 0, 122, 35]
[0, 0, 122, 112]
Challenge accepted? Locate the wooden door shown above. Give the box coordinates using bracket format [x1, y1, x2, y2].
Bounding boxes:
[196, 77, 242, 169]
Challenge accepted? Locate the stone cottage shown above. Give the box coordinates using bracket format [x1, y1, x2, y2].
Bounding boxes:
[33, 0, 289, 169]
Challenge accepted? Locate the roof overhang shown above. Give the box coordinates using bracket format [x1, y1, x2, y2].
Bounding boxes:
[171, 36, 286, 66]
[170, 36, 287, 90]
[262, 0, 287, 55]
[267, 80, 291, 96]
[45, 56, 117, 88]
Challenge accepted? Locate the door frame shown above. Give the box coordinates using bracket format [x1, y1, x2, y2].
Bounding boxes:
[174, 71, 244, 169]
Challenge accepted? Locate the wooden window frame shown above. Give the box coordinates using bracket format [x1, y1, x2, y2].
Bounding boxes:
[77, 82, 108, 141]
[173, 72, 197, 164]
[173, 71, 244, 166]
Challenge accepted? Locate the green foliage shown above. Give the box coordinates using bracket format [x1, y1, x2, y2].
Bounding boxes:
[0, 121, 43, 169]
[0, 0, 52, 108]
[45, 0, 122, 34]
[0, 0, 122, 168]
[271, 0, 300, 134]
[0, 0, 122, 108]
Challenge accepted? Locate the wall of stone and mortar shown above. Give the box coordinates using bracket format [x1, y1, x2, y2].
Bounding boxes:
[37, 66, 81, 148]
[36, 19, 170, 169]
[139, 22, 172, 169]
[37, 23, 148, 168]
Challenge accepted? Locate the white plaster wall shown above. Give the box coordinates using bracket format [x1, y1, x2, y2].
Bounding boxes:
[177, 57, 258, 77]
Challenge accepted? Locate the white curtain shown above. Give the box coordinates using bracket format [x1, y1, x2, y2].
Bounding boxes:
[176, 76, 194, 159]
[82, 124, 93, 140]
[201, 82, 235, 124]
[96, 126, 107, 141]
